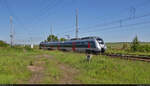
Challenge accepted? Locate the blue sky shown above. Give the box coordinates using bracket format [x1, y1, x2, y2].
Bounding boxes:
[0, 0, 150, 44]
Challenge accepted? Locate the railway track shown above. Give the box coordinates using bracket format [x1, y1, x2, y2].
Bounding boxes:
[102, 53, 150, 62]
[42, 48, 150, 62]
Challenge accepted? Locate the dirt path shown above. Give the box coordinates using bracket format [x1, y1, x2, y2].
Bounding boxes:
[28, 54, 81, 84]
[28, 65, 44, 83]
[43, 54, 81, 84]
[27, 56, 46, 84]
[56, 62, 80, 84]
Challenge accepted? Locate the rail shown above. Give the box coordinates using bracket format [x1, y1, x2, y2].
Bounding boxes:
[102, 53, 150, 62]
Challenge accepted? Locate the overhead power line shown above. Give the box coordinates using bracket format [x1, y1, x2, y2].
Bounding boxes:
[55, 12, 150, 38]
[58, 29, 74, 35]
[27, 0, 64, 30]
[79, 12, 150, 34]
[4, 0, 31, 36]
[54, 0, 150, 38]
[79, 20, 150, 36]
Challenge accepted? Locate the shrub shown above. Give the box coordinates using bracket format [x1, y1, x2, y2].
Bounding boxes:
[122, 43, 129, 50]
[137, 45, 150, 52]
[12, 45, 24, 51]
[24, 46, 33, 51]
[130, 36, 150, 52]
[0, 40, 9, 47]
[131, 36, 140, 52]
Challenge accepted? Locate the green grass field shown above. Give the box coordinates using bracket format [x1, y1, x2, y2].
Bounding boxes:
[106, 42, 150, 56]
[0, 46, 62, 84]
[0, 46, 150, 84]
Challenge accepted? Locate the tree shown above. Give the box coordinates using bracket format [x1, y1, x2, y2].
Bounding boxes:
[60, 38, 67, 42]
[131, 35, 140, 51]
[0, 40, 9, 47]
[44, 40, 47, 42]
[47, 35, 58, 42]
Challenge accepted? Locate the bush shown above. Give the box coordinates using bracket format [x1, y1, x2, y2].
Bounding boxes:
[11, 45, 34, 52]
[0, 40, 9, 47]
[122, 43, 129, 50]
[24, 46, 33, 51]
[131, 36, 140, 52]
[11, 45, 24, 52]
[130, 36, 150, 52]
[137, 45, 150, 52]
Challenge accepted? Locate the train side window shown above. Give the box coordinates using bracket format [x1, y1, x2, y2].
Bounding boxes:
[84, 41, 88, 45]
[63, 42, 71, 47]
[82, 41, 88, 48]
[69, 42, 72, 47]
[90, 41, 96, 48]
[80, 42, 85, 48]
[79, 42, 83, 48]
[66, 42, 69, 47]
[66, 42, 71, 47]
[61, 43, 63, 47]
[76, 42, 80, 48]
[64, 42, 67, 47]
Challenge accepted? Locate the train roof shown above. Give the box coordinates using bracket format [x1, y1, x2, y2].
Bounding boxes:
[40, 36, 103, 44]
[70, 36, 102, 40]
[81, 36, 101, 40]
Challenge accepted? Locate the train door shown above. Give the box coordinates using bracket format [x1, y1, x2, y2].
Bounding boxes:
[72, 42, 76, 51]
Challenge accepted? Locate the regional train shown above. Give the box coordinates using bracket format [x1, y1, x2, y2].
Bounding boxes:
[39, 36, 107, 54]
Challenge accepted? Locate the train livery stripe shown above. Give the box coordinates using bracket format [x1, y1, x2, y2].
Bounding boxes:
[72, 42, 76, 51]
[88, 42, 90, 48]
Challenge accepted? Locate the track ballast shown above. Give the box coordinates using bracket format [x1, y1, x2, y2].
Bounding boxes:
[102, 53, 150, 62]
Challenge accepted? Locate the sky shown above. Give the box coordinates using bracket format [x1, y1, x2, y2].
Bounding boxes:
[0, 0, 150, 44]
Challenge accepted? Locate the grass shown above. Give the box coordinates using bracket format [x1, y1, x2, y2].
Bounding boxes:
[106, 49, 150, 56]
[0, 46, 62, 84]
[40, 55, 62, 83]
[0, 45, 150, 84]
[47, 50, 150, 84]
[0, 47, 33, 83]
[106, 42, 150, 56]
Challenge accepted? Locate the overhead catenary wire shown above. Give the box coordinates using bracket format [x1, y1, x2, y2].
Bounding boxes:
[59, 12, 150, 37]
[3, 0, 62, 44]
[28, 0, 61, 26]
[2, 0, 150, 43]
[27, 0, 65, 31]
[57, 0, 150, 37]
[78, 12, 150, 34]
[28, 0, 75, 35]
[3, 0, 32, 36]
[79, 20, 150, 37]
[90, 0, 150, 24]
[4, 0, 63, 33]
[56, 12, 150, 38]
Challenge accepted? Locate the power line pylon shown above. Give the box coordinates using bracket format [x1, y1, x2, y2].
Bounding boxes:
[130, 7, 136, 19]
[10, 16, 13, 47]
[76, 8, 79, 38]
[50, 25, 53, 41]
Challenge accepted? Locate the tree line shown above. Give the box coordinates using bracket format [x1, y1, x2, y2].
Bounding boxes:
[45, 35, 67, 42]
[122, 36, 150, 52]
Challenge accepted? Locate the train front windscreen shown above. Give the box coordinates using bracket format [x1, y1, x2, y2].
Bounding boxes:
[96, 38, 104, 44]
